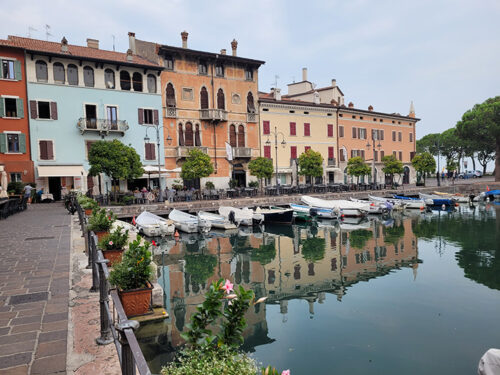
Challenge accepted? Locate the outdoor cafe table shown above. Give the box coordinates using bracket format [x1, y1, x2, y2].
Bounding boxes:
[226, 189, 237, 198]
[281, 186, 293, 194]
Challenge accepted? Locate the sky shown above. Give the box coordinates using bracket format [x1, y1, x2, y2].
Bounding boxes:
[1, 0, 499, 142]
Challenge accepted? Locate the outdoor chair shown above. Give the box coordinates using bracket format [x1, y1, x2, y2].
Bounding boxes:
[0, 200, 9, 219]
[8, 198, 19, 215]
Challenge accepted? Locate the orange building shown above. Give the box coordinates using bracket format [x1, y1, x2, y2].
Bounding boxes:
[133, 32, 265, 189]
[0, 46, 34, 184]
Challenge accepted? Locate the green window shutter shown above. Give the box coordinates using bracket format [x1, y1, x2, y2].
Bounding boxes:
[0, 98, 4, 117]
[16, 98, 24, 118]
[19, 134, 26, 153]
[0, 134, 6, 153]
[14, 60, 22, 81]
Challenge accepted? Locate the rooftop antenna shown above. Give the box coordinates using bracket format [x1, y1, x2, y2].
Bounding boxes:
[111, 34, 115, 51]
[45, 24, 52, 41]
[28, 26, 37, 38]
[273, 74, 279, 89]
[292, 76, 295, 83]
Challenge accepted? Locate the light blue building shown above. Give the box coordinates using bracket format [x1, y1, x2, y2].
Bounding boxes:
[8, 35, 164, 200]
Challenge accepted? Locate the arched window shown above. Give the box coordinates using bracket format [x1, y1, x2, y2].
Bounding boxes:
[229, 125, 237, 147]
[217, 88, 225, 110]
[184, 122, 194, 147]
[83, 66, 94, 87]
[166, 83, 175, 107]
[132, 72, 143, 92]
[120, 71, 131, 90]
[104, 69, 115, 89]
[247, 92, 255, 113]
[147, 74, 156, 93]
[67, 64, 78, 85]
[237, 125, 245, 147]
[53, 62, 65, 84]
[178, 124, 184, 146]
[35, 60, 48, 82]
[200, 87, 209, 109]
[195, 124, 201, 146]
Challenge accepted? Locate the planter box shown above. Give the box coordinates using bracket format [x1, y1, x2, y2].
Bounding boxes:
[84, 208, 93, 216]
[118, 283, 153, 317]
[94, 231, 109, 241]
[102, 249, 124, 267]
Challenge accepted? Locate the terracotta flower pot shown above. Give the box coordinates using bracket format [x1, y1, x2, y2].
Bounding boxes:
[118, 283, 153, 317]
[84, 208, 93, 216]
[102, 249, 124, 267]
[94, 231, 109, 241]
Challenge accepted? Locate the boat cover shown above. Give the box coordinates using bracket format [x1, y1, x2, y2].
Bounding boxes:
[485, 190, 500, 197]
[136, 211, 169, 225]
[478, 348, 500, 375]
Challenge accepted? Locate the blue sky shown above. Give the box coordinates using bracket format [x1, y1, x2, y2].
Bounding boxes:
[2, 0, 499, 141]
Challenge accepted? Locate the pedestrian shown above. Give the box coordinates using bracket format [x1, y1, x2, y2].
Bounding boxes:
[23, 184, 33, 203]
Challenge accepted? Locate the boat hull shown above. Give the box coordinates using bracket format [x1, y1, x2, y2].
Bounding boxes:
[261, 210, 294, 224]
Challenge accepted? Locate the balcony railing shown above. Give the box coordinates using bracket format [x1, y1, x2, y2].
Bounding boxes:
[233, 147, 252, 158]
[199, 108, 228, 122]
[247, 112, 257, 123]
[176, 146, 209, 158]
[327, 158, 337, 166]
[77, 118, 129, 135]
[165, 106, 177, 118]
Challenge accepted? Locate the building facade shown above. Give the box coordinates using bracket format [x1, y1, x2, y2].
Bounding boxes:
[0, 36, 163, 199]
[0, 45, 34, 184]
[133, 32, 265, 188]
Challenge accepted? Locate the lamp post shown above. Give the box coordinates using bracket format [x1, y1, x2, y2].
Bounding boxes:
[435, 137, 441, 187]
[366, 131, 382, 189]
[265, 126, 286, 193]
[144, 125, 172, 202]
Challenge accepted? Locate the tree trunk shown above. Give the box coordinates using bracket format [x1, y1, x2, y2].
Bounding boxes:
[472, 154, 476, 171]
[496, 138, 500, 181]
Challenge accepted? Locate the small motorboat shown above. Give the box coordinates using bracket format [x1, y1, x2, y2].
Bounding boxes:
[369, 195, 407, 210]
[255, 207, 294, 224]
[433, 191, 469, 203]
[349, 197, 392, 214]
[301, 195, 368, 217]
[290, 203, 338, 220]
[219, 206, 256, 226]
[198, 211, 237, 230]
[135, 211, 175, 237]
[169, 209, 211, 234]
[392, 195, 426, 210]
[475, 189, 500, 202]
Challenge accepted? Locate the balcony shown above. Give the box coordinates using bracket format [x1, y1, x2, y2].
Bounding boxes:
[233, 147, 252, 158]
[165, 106, 177, 118]
[176, 146, 208, 158]
[199, 108, 228, 122]
[246, 112, 257, 123]
[77, 118, 129, 135]
[327, 158, 337, 167]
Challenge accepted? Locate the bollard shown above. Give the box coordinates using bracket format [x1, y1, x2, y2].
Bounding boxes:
[90, 233, 99, 292]
[116, 320, 140, 375]
[96, 256, 113, 345]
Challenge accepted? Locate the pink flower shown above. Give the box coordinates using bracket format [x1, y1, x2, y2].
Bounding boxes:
[282, 370, 290, 375]
[108, 241, 113, 246]
[222, 279, 234, 294]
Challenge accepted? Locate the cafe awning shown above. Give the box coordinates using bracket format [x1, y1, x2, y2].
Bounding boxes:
[37, 165, 87, 177]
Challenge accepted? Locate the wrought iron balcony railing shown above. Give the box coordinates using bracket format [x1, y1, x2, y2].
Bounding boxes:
[77, 118, 129, 135]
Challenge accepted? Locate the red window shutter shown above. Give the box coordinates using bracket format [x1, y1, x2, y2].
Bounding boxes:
[339, 126, 344, 137]
[40, 141, 47, 160]
[304, 123, 310, 136]
[290, 122, 296, 136]
[47, 141, 54, 160]
[30, 100, 37, 119]
[305, 146, 311, 152]
[263, 121, 270, 135]
[328, 146, 334, 159]
[153, 109, 159, 125]
[264, 145, 271, 158]
[327, 124, 333, 137]
[145, 144, 150, 160]
[291, 146, 297, 159]
[138, 108, 144, 125]
[352, 127, 357, 138]
[50, 102, 58, 120]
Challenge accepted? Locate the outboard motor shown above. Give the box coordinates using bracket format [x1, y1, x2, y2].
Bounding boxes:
[309, 208, 319, 218]
[228, 210, 236, 225]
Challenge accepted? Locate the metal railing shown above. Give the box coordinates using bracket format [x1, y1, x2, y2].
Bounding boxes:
[76, 203, 151, 375]
[77, 118, 129, 135]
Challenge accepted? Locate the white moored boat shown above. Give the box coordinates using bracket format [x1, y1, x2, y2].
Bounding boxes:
[219, 206, 257, 226]
[301, 195, 367, 217]
[368, 195, 407, 210]
[349, 197, 392, 214]
[391, 195, 426, 210]
[169, 209, 211, 234]
[290, 203, 338, 219]
[198, 211, 238, 230]
[135, 211, 175, 237]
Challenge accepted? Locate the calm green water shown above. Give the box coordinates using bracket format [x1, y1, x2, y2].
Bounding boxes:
[137, 204, 500, 374]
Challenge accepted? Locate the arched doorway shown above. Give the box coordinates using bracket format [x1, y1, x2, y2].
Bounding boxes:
[343, 167, 348, 184]
[232, 163, 247, 187]
[403, 166, 410, 184]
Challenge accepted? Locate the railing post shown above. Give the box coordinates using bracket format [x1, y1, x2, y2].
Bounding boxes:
[90, 233, 99, 292]
[96, 256, 113, 345]
[116, 320, 140, 375]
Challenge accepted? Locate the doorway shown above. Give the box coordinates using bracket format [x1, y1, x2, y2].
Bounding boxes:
[48, 177, 61, 201]
[403, 166, 410, 184]
[184, 178, 200, 190]
[232, 170, 246, 187]
[328, 172, 334, 184]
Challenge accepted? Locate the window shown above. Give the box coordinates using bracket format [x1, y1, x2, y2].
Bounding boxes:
[198, 60, 208, 75]
[200, 87, 208, 109]
[398, 132, 402, 142]
[380, 119, 383, 122]
[380, 150, 385, 159]
[398, 151, 403, 161]
[143, 109, 154, 125]
[178, 124, 184, 146]
[290, 146, 297, 159]
[39, 140, 54, 160]
[263, 121, 270, 135]
[410, 132, 413, 142]
[360, 116, 364, 120]
[215, 63, 224, 77]
[166, 83, 176, 107]
[1, 59, 15, 79]
[237, 125, 245, 147]
[327, 124, 333, 137]
[37, 101, 51, 119]
[85, 140, 97, 159]
[304, 123, 310, 136]
[247, 92, 255, 113]
[380, 130, 384, 140]
[352, 115, 356, 119]
[289, 122, 296, 136]
[132, 72, 143, 92]
[30, 100, 56, 120]
[217, 88, 225, 110]
[328, 146, 334, 159]
[164, 55, 174, 70]
[53, 62, 65, 83]
[340, 148, 346, 162]
[35, 60, 48, 82]
[145, 143, 156, 160]
[67, 64, 78, 85]
[83, 66, 94, 87]
[392, 131, 396, 142]
[2, 98, 23, 118]
[120, 71, 131, 90]
[229, 124, 237, 147]
[147, 74, 156, 93]
[294, 265, 301, 280]
[85, 104, 97, 129]
[245, 68, 253, 81]
[105, 69, 115, 89]
[10, 172, 22, 182]
[107, 106, 118, 130]
[264, 145, 271, 158]
[374, 150, 378, 161]
[352, 127, 357, 139]
[339, 125, 344, 137]
[359, 128, 366, 140]
[393, 151, 397, 158]
[195, 124, 201, 146]
[7, 133, 19, 152]
[360, 150, 365, 160]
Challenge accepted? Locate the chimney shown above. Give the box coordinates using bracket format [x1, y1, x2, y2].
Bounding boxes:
[331, 79, 336, 87]
[128, 32, 136, 54]
[220, 49, 226, 55]
[313, 91, 320, 104]
[409, 100, 415, 118]
[60, 37, 68, 52]
[126, 49, 133, 62]
[181, 31, 189, 48]
[348, 102, 354, 108]
[86, 38, 99, 49]
[273, 88, 281, 101]
[302, 67, 307, 81]
[231, 39, 238, 56]
[368, 105, 373, 111]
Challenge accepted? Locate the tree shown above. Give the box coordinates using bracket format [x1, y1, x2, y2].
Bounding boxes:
[88, 140, 143, 200]
[181, 149, 214, 193]
[411, 152, 436, 186]
[301, 237, 326, 262]
[298, 148, 323, 185]
[248, 157, 273, 193]
[381, 155, 404, 187]
[456, 96, 500, 180]
[416, 133, 441, 155]
[349, 229, 373, 249]
[347, 156, 371, 184]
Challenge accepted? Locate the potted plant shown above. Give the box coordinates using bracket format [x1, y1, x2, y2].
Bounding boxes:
[248, 181, 259, 189]
[98, 226, 129, 266]
[79, 196, 98, 215]
[88, 207, 116, 241]
[122, 195, 135, 206]
[109, 236, 154, 317]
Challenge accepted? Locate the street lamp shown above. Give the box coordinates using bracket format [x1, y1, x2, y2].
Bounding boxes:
[435, 137, 441, 187]
[144, 124, 166, 201]
[366, 132, 382, 189]
[266, 126, 286, 193]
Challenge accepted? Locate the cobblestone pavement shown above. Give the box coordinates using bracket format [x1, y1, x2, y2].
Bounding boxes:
[0, 204, 71, 374]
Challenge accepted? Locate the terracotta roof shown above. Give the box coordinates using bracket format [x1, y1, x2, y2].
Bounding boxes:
[0, 36, 161, 68]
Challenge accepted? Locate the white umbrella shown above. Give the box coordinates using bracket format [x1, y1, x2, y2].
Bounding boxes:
[0, 169, 8, 198]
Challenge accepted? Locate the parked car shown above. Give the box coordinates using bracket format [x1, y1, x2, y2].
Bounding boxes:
[458, 170, 483, 179]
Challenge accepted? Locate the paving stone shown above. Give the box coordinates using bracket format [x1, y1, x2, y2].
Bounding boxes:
[38, 329, 66, 343]
[10, 315, 42, 326]
[9, 322, 41, 334]
[0, 364, 29, 374]
[0, 340, 36, 356]
[35, 339, 67, 358]
[42, 312, 67, 324]
[30, 353, 66, 374]
[0, 332, 37, 346]
[0, 352, 32, 370]
[41, 321, 67, 332]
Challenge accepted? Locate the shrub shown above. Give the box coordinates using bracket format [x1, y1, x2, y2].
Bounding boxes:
[7, 181, 24, 194]
[98, 226, 129, 251]
[122, 195, 135, 205]
[80, 197, 98, 210]
[248, 181, 259, 188]
[88, 208, 116, 232]
[205, 181, 215, 189]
